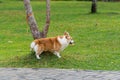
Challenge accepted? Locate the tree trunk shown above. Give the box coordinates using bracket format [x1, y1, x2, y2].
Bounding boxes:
[23, 0, 50, 39]
[91, 0, 97, 13]
[42, 0, 50, 38]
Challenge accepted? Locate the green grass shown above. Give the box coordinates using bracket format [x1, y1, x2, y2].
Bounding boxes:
[0, 1, 120, 70]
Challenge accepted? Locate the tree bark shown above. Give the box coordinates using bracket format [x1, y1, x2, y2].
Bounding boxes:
[91, 0, 97, 13]
[42, 0, 50, 38]
[23, 0, 50, 39]
[24, 0, 41, 39]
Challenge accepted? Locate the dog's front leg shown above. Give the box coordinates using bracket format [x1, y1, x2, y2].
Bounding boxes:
[54, 51, 61, 58]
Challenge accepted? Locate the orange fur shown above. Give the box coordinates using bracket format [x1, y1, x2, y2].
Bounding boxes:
[34, 37, 61, 53]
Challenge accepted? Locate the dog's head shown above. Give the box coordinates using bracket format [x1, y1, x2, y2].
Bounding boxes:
[64, 31, 74, 45]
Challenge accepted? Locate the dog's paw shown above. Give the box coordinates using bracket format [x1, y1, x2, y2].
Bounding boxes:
[37, 57, 41, 59]
[36, 55, 41, 59]
[58, 56, 61, 58]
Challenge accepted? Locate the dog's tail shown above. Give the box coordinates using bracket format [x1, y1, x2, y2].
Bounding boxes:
[30, 41, 36, 51]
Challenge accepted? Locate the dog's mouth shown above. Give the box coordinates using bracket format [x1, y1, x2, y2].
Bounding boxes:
[69, 40, 74, 45]
[69, 42, 73, 44]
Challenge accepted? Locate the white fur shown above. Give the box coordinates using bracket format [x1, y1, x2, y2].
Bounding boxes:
[57, 36, 69, 51]
[30, 42, 39, 53]
[30, 42, 35, 51]
[34, 44, 41, 59]
[70, 40, 74, 43]
[34, 45, 38, 53]
[54, 51, 61, 58]
[36, 54, 40, 59]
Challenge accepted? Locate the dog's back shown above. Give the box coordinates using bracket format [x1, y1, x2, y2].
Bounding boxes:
[31, 37, 61, 52]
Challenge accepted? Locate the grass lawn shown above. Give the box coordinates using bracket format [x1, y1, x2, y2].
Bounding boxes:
[0, 1, 120, 70]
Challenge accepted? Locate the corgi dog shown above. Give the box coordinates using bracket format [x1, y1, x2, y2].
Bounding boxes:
[30, 32, 74, 59]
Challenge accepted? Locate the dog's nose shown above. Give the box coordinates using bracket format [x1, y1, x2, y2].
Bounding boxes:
[69, 40, 74, 44]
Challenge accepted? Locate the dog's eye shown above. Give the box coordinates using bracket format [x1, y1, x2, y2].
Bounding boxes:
[66, 36, 71, 40]
[65, 36, 68, 39]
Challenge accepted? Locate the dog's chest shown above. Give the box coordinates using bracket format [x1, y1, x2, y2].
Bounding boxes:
[57, 36, 69, 51]
[60, 43, 68, 51]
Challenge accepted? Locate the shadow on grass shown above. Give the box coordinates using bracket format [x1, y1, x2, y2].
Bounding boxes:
[25, 51, 57, 60]
[19, 51, 58, 62]
[2, 52, 62, 68]
[0, 51, 76, 68]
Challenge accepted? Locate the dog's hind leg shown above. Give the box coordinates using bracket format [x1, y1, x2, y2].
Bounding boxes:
[36, 53, 41, 59]
[35, 45, 43, 59]
[30, 42, 35, 51]
[36, 51, 43, 59]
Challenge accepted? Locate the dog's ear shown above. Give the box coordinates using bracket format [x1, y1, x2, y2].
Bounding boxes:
[64, 31, 69, 36]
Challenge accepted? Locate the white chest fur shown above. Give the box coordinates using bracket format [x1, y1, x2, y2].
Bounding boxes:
[57, 36, 69, 51]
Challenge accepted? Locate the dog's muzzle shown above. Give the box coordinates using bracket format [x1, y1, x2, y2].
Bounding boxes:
[69, 40, 74, 45]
